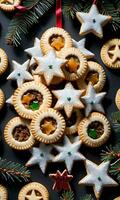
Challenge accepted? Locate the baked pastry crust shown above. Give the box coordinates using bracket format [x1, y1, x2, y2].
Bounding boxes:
[0, 48, 8, 75]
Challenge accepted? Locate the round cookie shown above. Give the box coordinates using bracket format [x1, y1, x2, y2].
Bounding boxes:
[0, 89, 5, 110]
[78, 112, 111, 147]
[77, 61, 106, 92]
[0, 48, 8, 75]
[101, 38, 120, 69]
[12, 81, 52, 119]
[40, 27, 73, 55]
[59, 47, 88, 81]
[30, 108, 65, 144]
[115, 88, 120, 110]
[4, 117, 35, 150]
[0, 185, 8, 200]
[18, 182, 49, 200]
[0, 0, 21, 11]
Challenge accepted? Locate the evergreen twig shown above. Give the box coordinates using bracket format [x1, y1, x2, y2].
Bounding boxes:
[60, 190, 74, 200]
[80, 194, 94, 200]
[0, 159, 31, 182]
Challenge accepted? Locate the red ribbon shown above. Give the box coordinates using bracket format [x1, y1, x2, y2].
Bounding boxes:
[56, 0, 62, 28]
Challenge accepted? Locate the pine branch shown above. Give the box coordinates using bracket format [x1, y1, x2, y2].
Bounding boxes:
[110, 159, 120, 182]
[80, 194, 94, 200]
[101, 144, 120, 162]
[6, 0, 55, 46]
[0, 159, 31, 182]
[60, 190, 74, 200]
[111, 111, 120, 133]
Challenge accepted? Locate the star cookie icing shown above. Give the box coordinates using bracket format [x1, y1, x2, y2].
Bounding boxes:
[72, 38, 94, 59]
[79, 159, 118, 199]
[34, 50, 66, 85]
[76, 4, 112, 38]
[7, 60, 33, 87]
[26, 143, 54, 173]
[52, 82, 84, 118]
[25, 37, 43, 66]
[82, 83, 106, 117]
[53, 136, 85, 172]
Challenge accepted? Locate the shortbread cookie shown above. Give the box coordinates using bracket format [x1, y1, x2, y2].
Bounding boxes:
[81, 82, 106, 117]
[0, 185, 8, 200]
[76, 4, 112, 38]
[13, 81, 52, 119]
[0, 0, 21, 11]
[78, 112, 111, 147]
[52, 82, 84, 118]
[53, 136, 85, 172]
[115, 88, 120, 110]
[101, 39, 120, 69]
[4, 117, 35, 150]
[40, 27, 72, 55]
[0, 89, 5, 110]
[72, 38, 94, 59]
[25, 37, 43, 66]
[26, 143, 54, 173]
[79, 160, 118, 199]
[18, 182, 49, 200]
[30, 108, 65, 144]
[77, 61, 106, 92]
[7, 60, 33, 87]
[114, 197, 120, 200]
[34, 50, 66, 85]
[0, 48, 8, 75]
[59, 47, 87, 81]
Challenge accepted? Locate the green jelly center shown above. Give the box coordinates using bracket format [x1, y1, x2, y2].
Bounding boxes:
[29, 100, 39, 110]
[88, 128, 97, 139]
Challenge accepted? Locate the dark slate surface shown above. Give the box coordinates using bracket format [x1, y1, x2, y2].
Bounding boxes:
[0, 7, 120, 200]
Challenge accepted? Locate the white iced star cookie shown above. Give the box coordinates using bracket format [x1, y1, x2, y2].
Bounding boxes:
[53, 136, 85, 172]
[79, 160, 118, 199]
[7, 60, 33, 87]
[18, 182, 49, 200]
[34, 50, 66, 85]
[76, 4, 112, 38]
[82, 82, 106, 117]
[52, 82, 84, 118]
[101, 38, 120, 69]
[72, 38, 94, 59]
[25, 38, 43, 66]
[6, 95, 13, 105]
[26, 143, 54, 173]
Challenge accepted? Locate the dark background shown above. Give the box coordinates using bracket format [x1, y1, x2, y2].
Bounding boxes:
[0, 6, 120, 200]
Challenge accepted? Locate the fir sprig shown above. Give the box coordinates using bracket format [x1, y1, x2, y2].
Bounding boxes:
[60, 190, 74, 200]
[111, 111, 120, 133]
[80, 194, 94, 200]
[6, 0, 55, 46]
[110, 159, 120, 182]
[0, 159, 31, 182]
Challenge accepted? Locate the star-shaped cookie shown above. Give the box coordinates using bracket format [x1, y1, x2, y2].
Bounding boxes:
[53, 136, 85, 172]
[76, 4, 112, 38]
[25, 38, 43, 66]
[49, 169, 73, 191]
[52, 82, 84, 118]
[34, 50, 66, 85]
[72, 38, 94, 59]
[108, 45, 120, 64]
[25, 190, 42, 200]
[82, 83, 106, 117]
[79, 159, 118, 199]
[26, 143, 54, 173]
[7, 60, 33, 87]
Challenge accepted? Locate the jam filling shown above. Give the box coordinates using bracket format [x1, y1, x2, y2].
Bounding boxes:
[85, 71, 99, 85]
[22, 90, 43, 111]
[12, 125, 30, 142]
[87, 121, 104, 139]
[40, 117, 57, 135]
[65, 55, 80, 73]
[49, 34, 64, 51]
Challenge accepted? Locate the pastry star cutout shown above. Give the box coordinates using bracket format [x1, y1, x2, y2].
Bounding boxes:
[53, 136, 85, 172]
[82, 83, 106, 117]
[7, 60, 33, 87]
[52, 82, 84, 118]
[26, 143, 54, 173]
[34, 50, 66, 85]
[49, 169, 73, 191]
[25, 38, 43, 66]
[79, 160, 118, 199]
[108, 45, 120, 63]
[72, 38, 94, 59]
[76, 4, 112, 38]
[25, 190, 42, 200]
